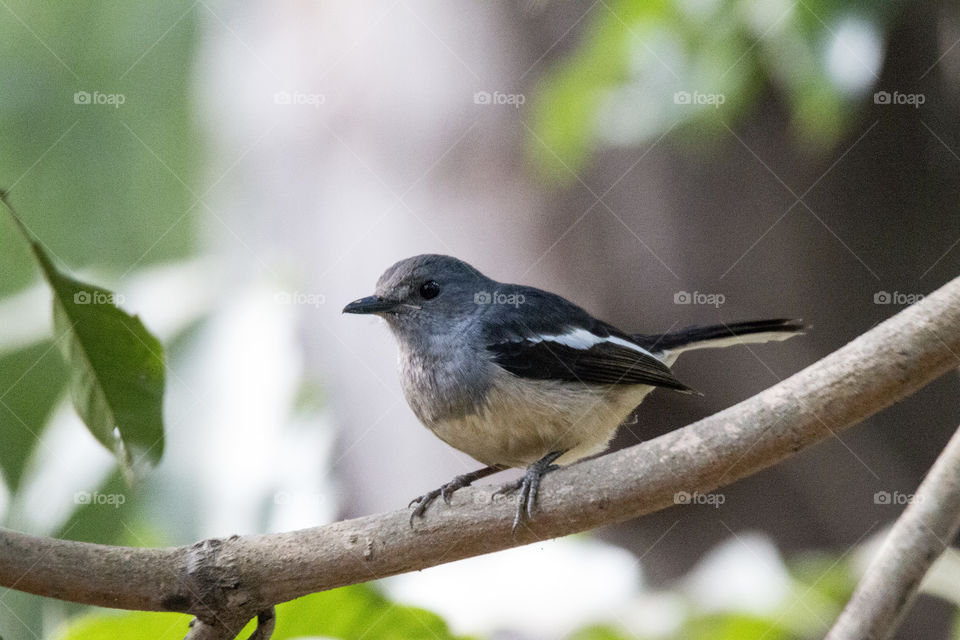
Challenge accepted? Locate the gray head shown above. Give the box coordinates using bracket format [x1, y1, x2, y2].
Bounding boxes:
[342, 254, 496, 342]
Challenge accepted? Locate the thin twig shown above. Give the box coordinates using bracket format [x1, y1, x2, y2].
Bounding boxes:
[825, 422, 960, 640]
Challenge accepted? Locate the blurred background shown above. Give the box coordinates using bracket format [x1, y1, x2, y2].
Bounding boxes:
[1, 1, 959, 639]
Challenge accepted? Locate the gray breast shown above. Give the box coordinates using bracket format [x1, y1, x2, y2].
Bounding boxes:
[397, 338, 492, 427]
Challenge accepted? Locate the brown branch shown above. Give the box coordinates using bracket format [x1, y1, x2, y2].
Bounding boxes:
[825, 422, 960, 640]
[1, 274, 959, 637]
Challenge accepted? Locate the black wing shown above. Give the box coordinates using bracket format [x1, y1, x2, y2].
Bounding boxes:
[481, 286, 690, 391]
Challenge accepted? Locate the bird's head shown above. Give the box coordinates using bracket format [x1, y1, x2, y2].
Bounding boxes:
[343, 254, 496, 343]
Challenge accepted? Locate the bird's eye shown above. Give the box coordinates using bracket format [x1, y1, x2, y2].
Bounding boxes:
[419, 280, 440, 300]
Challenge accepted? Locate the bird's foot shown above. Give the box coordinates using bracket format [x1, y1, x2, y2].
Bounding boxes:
[407, 477, 468, 522]
[494, 451, 565, 531]
[408, 466, 501, 525]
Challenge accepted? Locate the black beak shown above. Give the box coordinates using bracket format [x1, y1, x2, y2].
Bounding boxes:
[342, 295, 399, 315]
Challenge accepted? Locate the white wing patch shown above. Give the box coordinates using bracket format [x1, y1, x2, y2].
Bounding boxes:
[526, 327, 657, 359]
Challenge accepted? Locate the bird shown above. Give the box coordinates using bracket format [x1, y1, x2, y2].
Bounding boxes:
[343, 254, 805, 530]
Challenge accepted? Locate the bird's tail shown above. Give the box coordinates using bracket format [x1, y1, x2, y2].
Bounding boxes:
[631, 319, 807, 362]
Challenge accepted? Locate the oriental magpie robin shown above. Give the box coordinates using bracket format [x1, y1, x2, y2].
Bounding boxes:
[343, 254, 805, 530]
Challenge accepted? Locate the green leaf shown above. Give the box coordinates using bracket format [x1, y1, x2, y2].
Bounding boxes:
[788, 551, 856, 606]
[683, 612, 797, 640]
[52, 584, 468, 640]
[0, 341, 67, 491]
[38, 244, 166, 474]
[51, 610, 192, 640]
[56, 469, 136, 544]
[1, 196, 165, 477]
[272, 584, 468, 640]
[567, 624, 636, 640]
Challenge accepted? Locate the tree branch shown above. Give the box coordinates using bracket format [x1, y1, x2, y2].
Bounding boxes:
[825, 421, 960, 640]
[1, 275, 959, 635]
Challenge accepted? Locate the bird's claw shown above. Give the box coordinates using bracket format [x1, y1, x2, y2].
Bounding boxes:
[441, 484, 459, 504]
[408, 472, 482, 525]
[408, 489, 442, 524]
[496, 454, 562, 532]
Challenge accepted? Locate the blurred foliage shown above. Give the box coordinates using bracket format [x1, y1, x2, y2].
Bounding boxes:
[0, 1, 198, 638]
[51, 584, 469, 640]
[0, 0, 198, 297]
[565, 556, 848, 640]
[787, 551, 858, 606]
[55, 469, 137, 544]
[680, 614, 796, 640]
[0, 340, 66, 492]
[50, 609, 192, 640]
[529, 0, 906, 182]
[570, 615, 799, 640]
[0, 1, 196, 490]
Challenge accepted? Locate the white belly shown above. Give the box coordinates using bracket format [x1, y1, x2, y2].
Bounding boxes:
[425, 371, 656, 468]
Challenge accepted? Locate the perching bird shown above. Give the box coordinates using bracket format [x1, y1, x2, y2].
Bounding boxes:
[343, 254, 805, 529]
